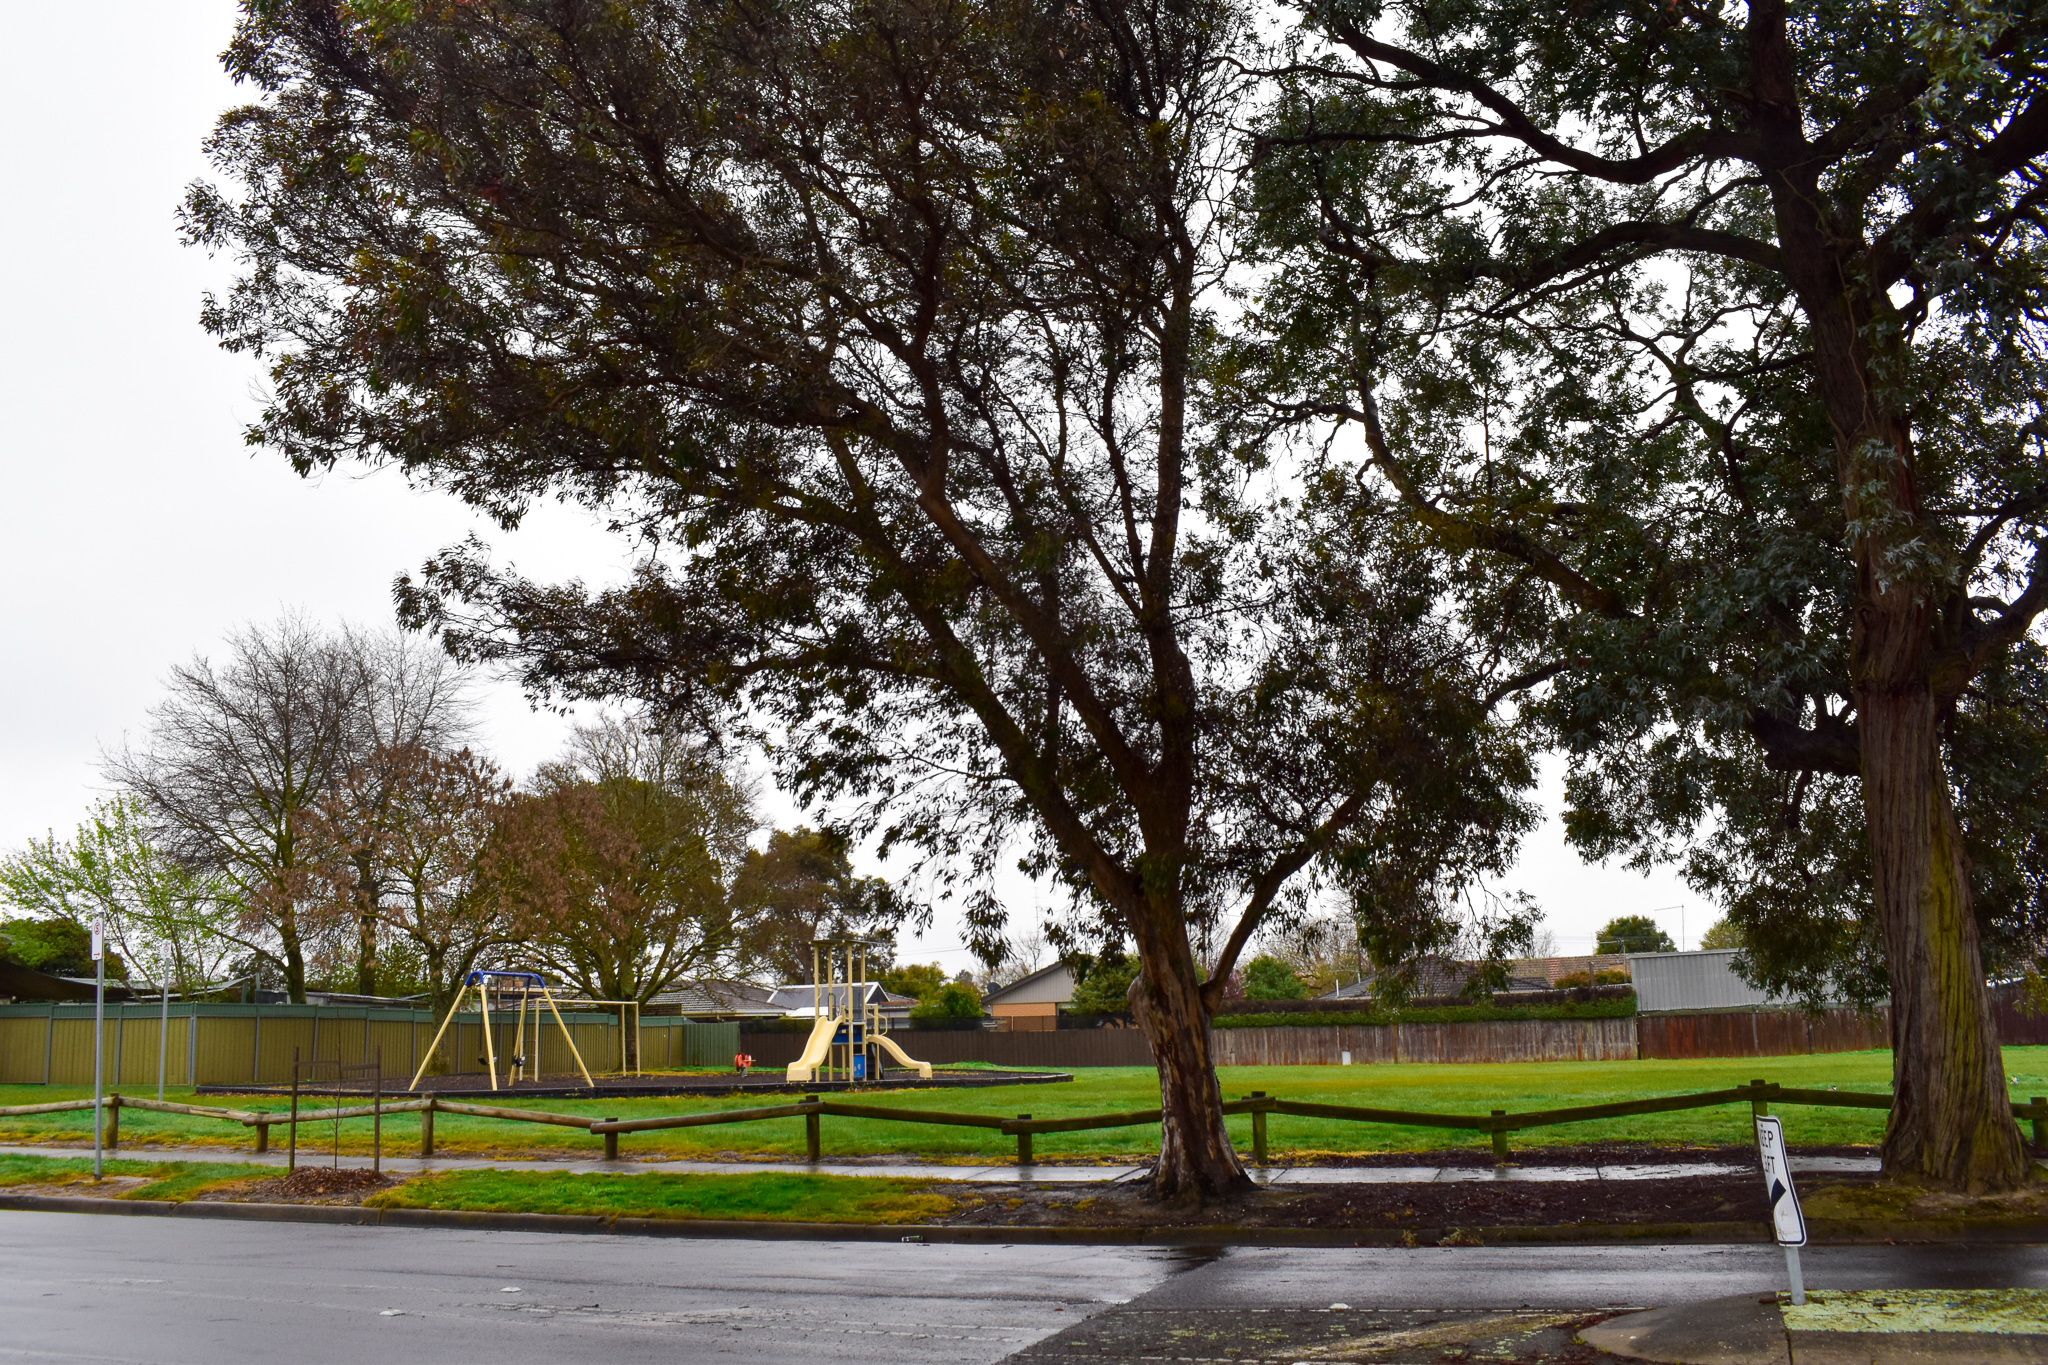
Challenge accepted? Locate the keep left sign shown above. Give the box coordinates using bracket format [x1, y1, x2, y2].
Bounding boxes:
[1754, 1114, 1807, 1247]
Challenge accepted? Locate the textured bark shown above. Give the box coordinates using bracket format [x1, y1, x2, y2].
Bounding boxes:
[1860, 689, 2028, 1190]
[1129, 912, 1254, 1203]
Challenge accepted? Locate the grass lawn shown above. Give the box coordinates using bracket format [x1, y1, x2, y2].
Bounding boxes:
[3, 1046, 2041, 1162]
[365, 1169, 955, 1222]
[0, 1152, 271, 1200]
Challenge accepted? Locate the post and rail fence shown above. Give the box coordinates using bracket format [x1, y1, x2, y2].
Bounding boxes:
[6, 1080, 2042, 1169]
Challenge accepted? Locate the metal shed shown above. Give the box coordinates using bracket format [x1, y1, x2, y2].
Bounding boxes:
[1627, 948, 1788, 1013]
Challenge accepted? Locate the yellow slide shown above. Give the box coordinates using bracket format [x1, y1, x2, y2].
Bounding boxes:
[785, 1014, 838, 1082]
[874, 1032, 932, 1079]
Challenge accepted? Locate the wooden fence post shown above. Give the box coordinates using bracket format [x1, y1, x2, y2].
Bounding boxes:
[1016, 1116, 1033, 1167]
[254, 1119, 269, 1154]
[805, 1105, 822, 1162]
[1749, 1078, 1770, 1119]
[2030, 1097, 2046, 1150]
[419, 1098, 435, 1157]
[1250, 1092, 1268, 1166]
[102, 1094, 119, 1150]
[1490, 1110, 1509, 1165]
[604, 1118, 620, 1162]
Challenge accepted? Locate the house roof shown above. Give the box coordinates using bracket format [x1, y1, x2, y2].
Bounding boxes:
[641, 980, 785, 1015]
[0, 961, 138, 1003]
[1315, 952, 1633, 1002]
[983, 961, 1077, 1004]
[766, 983, 919, 1015]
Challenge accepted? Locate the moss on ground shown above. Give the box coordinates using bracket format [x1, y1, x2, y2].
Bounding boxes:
[1804, 1178, 2048, 1227]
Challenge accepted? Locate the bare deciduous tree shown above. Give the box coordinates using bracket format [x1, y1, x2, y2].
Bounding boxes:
[110, 616, 470, 1000]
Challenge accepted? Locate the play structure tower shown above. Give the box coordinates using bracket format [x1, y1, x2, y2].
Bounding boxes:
[785, 938, 931, 1083]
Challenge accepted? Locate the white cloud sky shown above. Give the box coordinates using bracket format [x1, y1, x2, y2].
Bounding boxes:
[0, 2, 1699, 978]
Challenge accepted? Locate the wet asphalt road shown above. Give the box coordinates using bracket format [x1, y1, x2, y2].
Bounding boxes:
[2, 1211, 2043, 1363]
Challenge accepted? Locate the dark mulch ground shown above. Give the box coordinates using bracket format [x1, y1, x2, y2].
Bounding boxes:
[196, 1165, 397, 1206]
[941, 1172, 1868, 1235]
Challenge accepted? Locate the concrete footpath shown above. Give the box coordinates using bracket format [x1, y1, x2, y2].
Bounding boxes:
[0, 1142, 1879, 1184]
[1582, 1289, 2048, 1363]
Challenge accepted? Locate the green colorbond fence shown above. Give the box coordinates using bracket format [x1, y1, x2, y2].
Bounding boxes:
[0, 1004, 737, 1087]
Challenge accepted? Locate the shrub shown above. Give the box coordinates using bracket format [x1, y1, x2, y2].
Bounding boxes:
[1067, 953, 1140, 1015]
[1241, 955, 1308, 1001]
[0, 917, 124, 979]
[908, 980, 981, 1023]
[1593, 915, 1675, 954]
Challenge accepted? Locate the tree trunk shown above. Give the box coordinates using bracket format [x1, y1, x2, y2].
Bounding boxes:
[1859, 683, 2027, 1191]
[280, 910, 307, 1004]
[1128, 920, 1253, 1204]
[353, 856, 380, 996]
[1784, 216, 2029, 1188]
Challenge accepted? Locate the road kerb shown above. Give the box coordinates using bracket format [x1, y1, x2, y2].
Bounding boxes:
[4, 1193, 2046, 1247]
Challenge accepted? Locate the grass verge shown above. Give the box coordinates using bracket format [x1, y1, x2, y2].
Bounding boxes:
[364, 1169, 956, 1223]
[0, 1152, 270, 1201]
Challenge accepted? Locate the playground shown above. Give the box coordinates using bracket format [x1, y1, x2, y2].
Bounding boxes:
[194, 948, 1050, 1101]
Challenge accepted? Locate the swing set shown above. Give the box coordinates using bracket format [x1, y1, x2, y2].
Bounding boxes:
[408, 969, 596, 1092]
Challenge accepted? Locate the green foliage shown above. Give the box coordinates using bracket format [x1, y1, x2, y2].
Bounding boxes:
[1242, 0, 2048, 1036]
[1550, 970, 1631, 989]
[1699, 918, 1745, 951]
[0, 796, 231, 988]
[0, 918, 105, 977]
[908, 980, 982, 1021]
[880, 962, 948, 1001]
[187, 0, 1551, 1189]
[1241, 954, 1309, 1000]
[731, 829, 910, 984]
[1594, 917, 1675, 955]
[1067, 954, 1141, 1016]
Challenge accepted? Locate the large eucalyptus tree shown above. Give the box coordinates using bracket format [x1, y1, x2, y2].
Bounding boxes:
[187, 0, 1538, 1198]
[1249, 0, 2048, 1188]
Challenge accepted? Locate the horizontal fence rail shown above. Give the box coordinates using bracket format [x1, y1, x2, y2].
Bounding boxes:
[7, 1081, 2044, 1170]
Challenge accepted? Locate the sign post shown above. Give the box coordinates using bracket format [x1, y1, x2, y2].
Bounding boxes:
[158, 952, 170, 1102]
[91, 918, 105, 1182]
[1754, 1114, 1807, 1305]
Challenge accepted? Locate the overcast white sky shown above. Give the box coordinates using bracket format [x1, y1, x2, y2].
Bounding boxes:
[0, 2, 1696, 976]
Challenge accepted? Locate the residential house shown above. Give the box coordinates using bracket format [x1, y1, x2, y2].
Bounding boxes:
[983, 961, 1078, 1031]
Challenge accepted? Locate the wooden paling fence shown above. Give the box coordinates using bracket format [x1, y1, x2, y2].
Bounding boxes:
[7, 1082, 2045, 1168]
